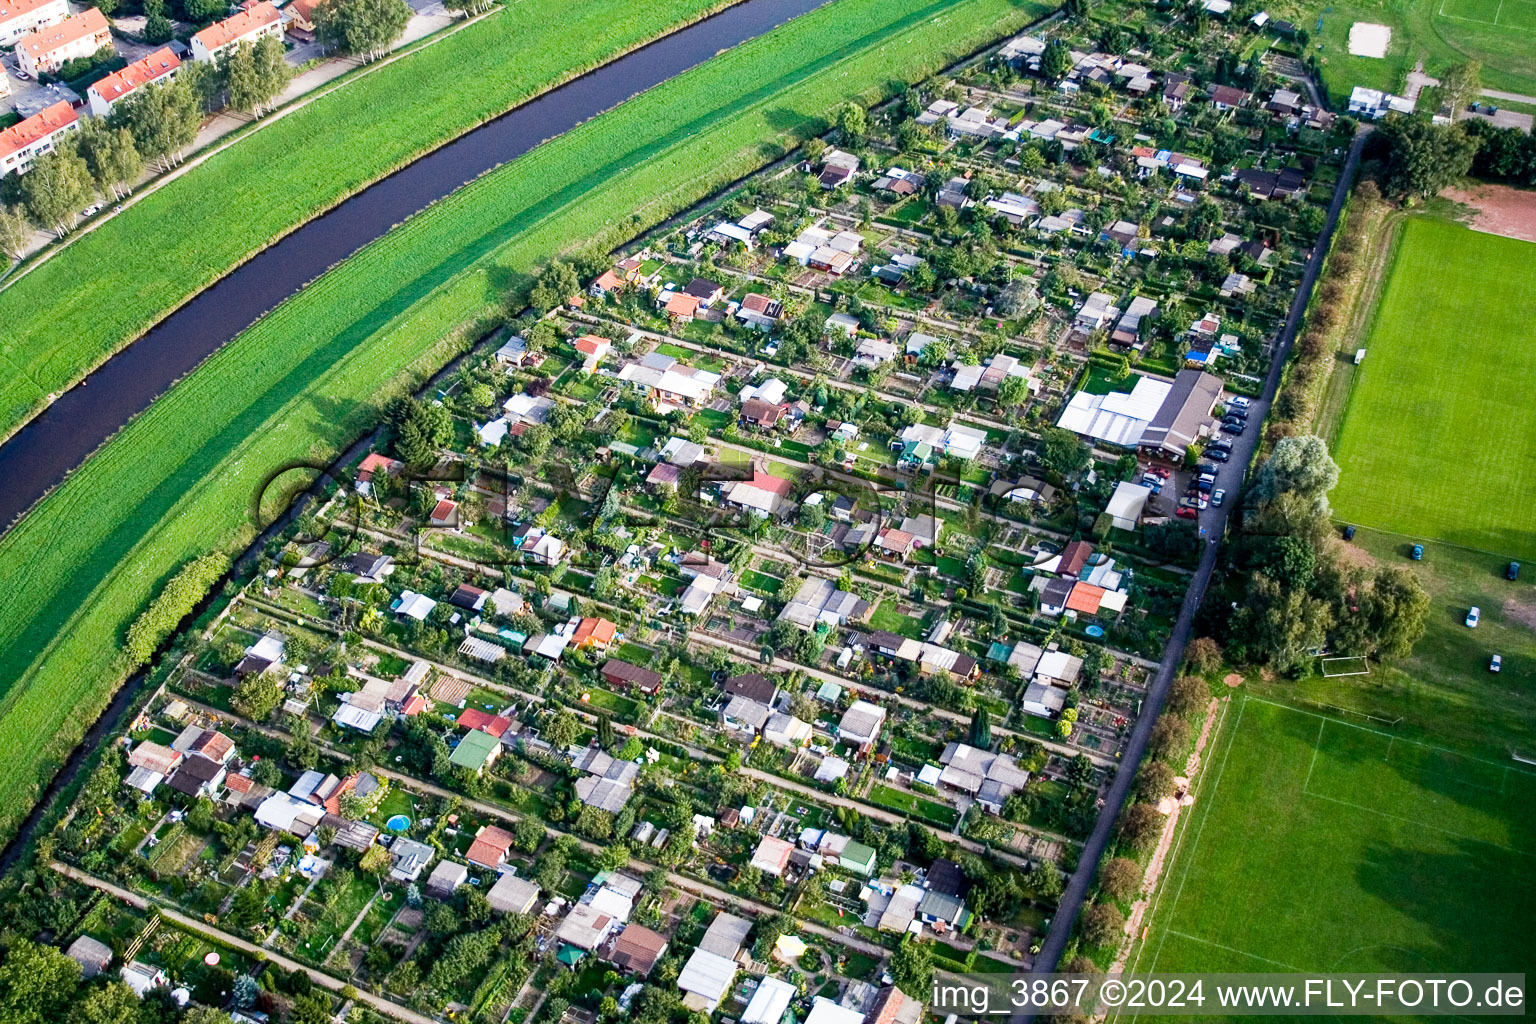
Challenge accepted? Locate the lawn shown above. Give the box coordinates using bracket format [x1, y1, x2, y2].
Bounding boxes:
[1127, 696, 1534, 1013]
[0, 0, 1049, 845]
[866, 783, 959, 828]
[1247, 526, 1536, 755]
[1273, 0, 1536, 103]
[0, 0, 734, 441]
[1330, 218, 1536, 562]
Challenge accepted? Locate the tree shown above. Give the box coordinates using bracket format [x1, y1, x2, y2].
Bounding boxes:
[233, 671, 285, 721]
[1252, 435, 1338, 514]
[1240, 572, 1331, 673]
[316, 0, 412, 61]
[545, 710, 581, 749]
[69, 981, 141, 1024]
[392, 396, 453, 465]
[1440, 61, 1482, 121]
[529, 259, 580, 312]
[75, 121, 142, 202]
[1098, 857, 1142, 901]
[0, 938, 81, 1024]
[968, 706, 991, 748]
[20, 147, 94, 237]
[125, 552, 230, 667]
[1136, 760, 1176, 802]
[443, 0, 494, 16]
[0, 204, 30, 262]
[514, 818, 545, 853]
[225, 35, 290, 116]
[141, 0, 172, 41]
[1040, 38, 1073, 81]
[1147, 715, 1192, 764]
[1027, 859, 1063, 898]
[836, 103, 867, 147]
[1165, 676, 1207, 719]
[996, 373, 1029, 409]
[1038, 427, 1089, 478]
[1185, 637, 1221, 674]
[1081, 902, 1126, 947]
[995, 277, 1039, 318]
[360, 841, 392, 877]
[1115, 802, 1162, 853]
[797, 500, 827, 531]
[112, 75, 201, 169]
[889, 935, 934, 991]
[1378, 118, 1478, 200]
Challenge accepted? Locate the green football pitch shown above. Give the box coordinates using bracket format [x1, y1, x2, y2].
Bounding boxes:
[1330, 217, 1536, 562]
[1126, 697, 1536, 1016]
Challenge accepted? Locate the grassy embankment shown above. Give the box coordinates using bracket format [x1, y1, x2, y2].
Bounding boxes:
[0, 0, 1051, 843]
[0, 0, 737, 442]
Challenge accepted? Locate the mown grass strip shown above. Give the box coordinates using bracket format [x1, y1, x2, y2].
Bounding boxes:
[0, 0, 733, 441]
[0, 0, 1048, 843]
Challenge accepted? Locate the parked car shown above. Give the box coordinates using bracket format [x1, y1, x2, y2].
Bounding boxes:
[1491, 654, 1502, 673]
[1197, 479, 1213, 493]
[1508, 562, 1521, 581]
[1211, 437, 1234, 451]
[1221, 422, 1245, 435]
[1342, 525, 1356, 541]
[1466, 606, 1480, 628]
[1411, 543, 1424, 560]
[1140, 474, 1162, 493]
[1176, 507, 1199, 520]
[1197, 463, 1218, 476]
[1150, 465, 1172, 479]
[1179, 495, 1200, 509]
[1212, 488, 1226, 506]
[1208, 448, 1230, 463]
[1224, 406, 1248, 420]
[1229, 396, 1251, 409]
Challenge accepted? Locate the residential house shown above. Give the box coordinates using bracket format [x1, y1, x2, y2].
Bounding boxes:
[466, 825, 517, 871]
[764, 712, 813, 748]
[389, 838, 435, 882]
[1208, 84, 1249, 111]
[876, 527, 916, 561]
[354, 452, 403, 495]
[86, 46, 179, 117]
[682, 277, 724, 308]
[449, 729, 502, 773]
[426, 860, 469, 899]
[722, 695, 772, 735]
[573, 746, 639, 813]
[1075, 291, 1121, 331]
[573, 334, 612, 372]
[1110, 295, 1157, 349]
[0, 99, 78, 176]
[751, 835, 795, 876]
[66, 936, 114, 979]
[740, 398, 784, 430]
[736, 292, 783, 330]
[601, 658, 664, 695]
[610, 923, 670, 977]
[283, 0, 321, 40]
[166, 754, 226, 800]
[487, 873, 541, 914]
[571, 616, 617, 650]
[16, 7, 110, 77]
[838, 700, 886, 755]
[190, 1, 282, 63]
[723, 464, 794, 517]
[723, 672, 778, 706]
[590, 257, 643, 297]
[777, 575, 867, 629]
[678, 948, 739, 1013]
[1162, 72, 1190, 110]
[853, 338, 897, 367]
[0, 0, 66, 46]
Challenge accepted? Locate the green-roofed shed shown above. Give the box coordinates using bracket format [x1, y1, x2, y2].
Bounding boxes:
[839, 840, 878, 877]
[556, 943, 587, 967]
[986, 641, 1014, 663]
[816, 681, 843, 703]
[449, 729, 501, 772]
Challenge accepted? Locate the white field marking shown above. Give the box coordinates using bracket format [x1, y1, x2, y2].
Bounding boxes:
[1163, 930, 1305, 970]
[1128, 696, 1249, 1023]
[1244, 696, 1536, 776]
[1302, 718, 1327, 793]
[1494, 0, 1504, 23]
[1300, 788, 1534, 857]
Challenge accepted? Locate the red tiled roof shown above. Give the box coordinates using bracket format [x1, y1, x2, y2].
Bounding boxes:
[466, 825, 516, 867]
[89, 46, 179, 103]
[457, 708, 513, 737]
[225, 773, 254, 794]
[358, 452, 402, 479]
[878, 527, 916, 553]
[574, 334, 609, 355]
[401, 693, 430, 716]
[0, 0, 64, 29]
[0, 100, 76, 162]
[430, 499, 457, 522]
[664, 292, 701, 317]
[593, 270, 623, 291]
[18, 7, 107, 60]
[572, 617, 616, 647]
[193, 0, 279, 51]
[1065, 582, 1106, 614]
[749, 468, 794, 497]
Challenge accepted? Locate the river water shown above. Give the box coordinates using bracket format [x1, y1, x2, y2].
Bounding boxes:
[0, 0, 830, 531]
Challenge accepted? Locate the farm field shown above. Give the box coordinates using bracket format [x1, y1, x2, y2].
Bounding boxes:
[1329, 217, 1536, 562]
[1125, 696, 1536, 1021]
[0, 0, 1050, 844]
[1274, 0, 1536, 103]
[0, 0, 733, 442]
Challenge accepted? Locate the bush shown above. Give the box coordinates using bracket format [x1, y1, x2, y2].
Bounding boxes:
[1147, 715, 1192, 765]
[1135, 760, 1175, 802]
[1165, 676, 1208, 719]
[1115, 802, 1162, 854]
[1098, 857, 1142, 902]
[125, 552, 230, 667]
[1184, 636, 1222, 674]
[1081, 902, 1126, 947]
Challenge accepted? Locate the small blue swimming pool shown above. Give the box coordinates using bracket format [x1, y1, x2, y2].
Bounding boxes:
[1085, 624, 1105, 638]
[385, 814, 411, 832]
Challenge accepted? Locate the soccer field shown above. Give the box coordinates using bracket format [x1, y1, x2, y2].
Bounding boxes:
[1289, 0, 1536, 102]
[1127, 697, 1536, 1017]
[1330, 217, 1536, 562]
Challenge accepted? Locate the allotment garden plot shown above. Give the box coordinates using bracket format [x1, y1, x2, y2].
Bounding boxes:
[1329, 217, 1536, 562]
[1130, 696, 1535, 1014]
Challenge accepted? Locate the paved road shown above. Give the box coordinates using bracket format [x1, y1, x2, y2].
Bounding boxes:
[51, 862, 436, 1024]
[1027, 128, 1370, 984]
[1480, 88, 1536, 105]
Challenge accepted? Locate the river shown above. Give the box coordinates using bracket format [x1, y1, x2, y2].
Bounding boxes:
[0, 0, 830, 531]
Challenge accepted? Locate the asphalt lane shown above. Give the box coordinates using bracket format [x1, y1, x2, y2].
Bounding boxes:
[1027, 127, 1371, 986]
